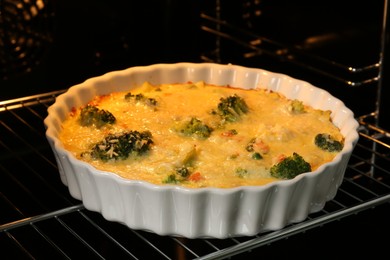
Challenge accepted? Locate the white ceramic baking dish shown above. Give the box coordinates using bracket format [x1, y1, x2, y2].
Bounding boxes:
[44, 63, 359, 238]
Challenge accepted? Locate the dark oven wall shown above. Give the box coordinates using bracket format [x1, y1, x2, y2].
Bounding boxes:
[1, 0, 384, 121]
[1, 0, 203, 100]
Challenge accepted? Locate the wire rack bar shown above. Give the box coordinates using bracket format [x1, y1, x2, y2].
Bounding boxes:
[0, 205, 84, 232]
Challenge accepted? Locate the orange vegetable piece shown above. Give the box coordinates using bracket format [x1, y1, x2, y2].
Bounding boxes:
[189, 172, 203, 182]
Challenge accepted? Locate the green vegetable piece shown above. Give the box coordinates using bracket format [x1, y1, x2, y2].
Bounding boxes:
[314, 133, 344, 152]
[176, 166, 190, 178]
[79, 105, 116, 128]
[270, 152, 311, 179]
[289, 99, 305, 114]
[89, 130, 153, 161]
[176, 117, 213, 139]
[216, 94, 249, 122]
[252, 152, 263, 160]
[226, 129, 238, 136]
[235, 167, 248, 178]
[246, 138, 256, 152]
[125, 92, 157, 106]
[162, 166, 191, 184]
[163, 174, 179, 184]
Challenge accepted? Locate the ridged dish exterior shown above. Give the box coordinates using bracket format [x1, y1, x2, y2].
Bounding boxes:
[44, 63, 359, 238]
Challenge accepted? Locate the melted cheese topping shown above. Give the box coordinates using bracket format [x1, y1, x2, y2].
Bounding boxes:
[59, 81, 344, 188]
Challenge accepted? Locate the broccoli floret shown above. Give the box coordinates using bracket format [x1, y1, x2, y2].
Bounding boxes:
[89, 130, 153, 161]
[246, 138, 264, 160]
[79, 104, 116, 128]
[289, 99, 305, 114]
[174, 117, 213, 139]
[252, 152, 263, 160]
[162, 174, 179, 184]
[162, 166, 191, 184]
[124, 92, 157, 107]
[175, 166, 191, 178]
[235, 167, 249, 178]
[270, 152, 311, 179]
[215, 94, 249, 122]
[245, 138, 257, 152]
[314, 133, 344, 152]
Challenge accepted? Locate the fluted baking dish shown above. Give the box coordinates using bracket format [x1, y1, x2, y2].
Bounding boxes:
[44, 63, 359, 238]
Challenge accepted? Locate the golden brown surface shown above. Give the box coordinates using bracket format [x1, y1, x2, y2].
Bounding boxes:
[59, 81, 344, 188]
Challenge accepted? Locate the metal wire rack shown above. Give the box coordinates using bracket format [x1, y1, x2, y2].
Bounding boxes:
[199, 0, 388, 124]
[1, 1, 390, 259]
[0, 81, 389, 259]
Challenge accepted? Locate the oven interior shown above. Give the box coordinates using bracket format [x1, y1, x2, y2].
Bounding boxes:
[1, 0, 389, 259]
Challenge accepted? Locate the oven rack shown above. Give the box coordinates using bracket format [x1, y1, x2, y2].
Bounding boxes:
[199, 13, 380, 87]
[0, 89, 389, 259]
[199, 9, 385, 123]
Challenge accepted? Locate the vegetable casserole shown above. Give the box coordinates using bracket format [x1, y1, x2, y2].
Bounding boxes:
[44, 63, 359, 238]
[59, 81, 344, 189]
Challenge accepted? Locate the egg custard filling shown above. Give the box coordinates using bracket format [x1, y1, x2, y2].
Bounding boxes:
[59, 81, 344, 188]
